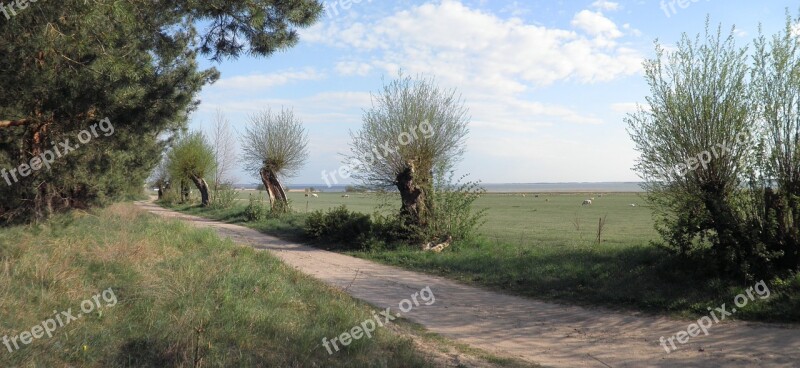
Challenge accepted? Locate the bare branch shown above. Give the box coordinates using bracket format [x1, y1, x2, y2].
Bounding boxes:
[0, 119, 31, 129]
[211, 109, 238, 187]
[240, 107, 309, 179]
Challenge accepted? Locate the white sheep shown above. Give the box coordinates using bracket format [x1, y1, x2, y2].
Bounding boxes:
[312, 193, 319, 198]
[582, 199, 592, 205]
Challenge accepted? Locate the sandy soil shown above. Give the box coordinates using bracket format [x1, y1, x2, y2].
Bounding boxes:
[136, 201, 800, 368]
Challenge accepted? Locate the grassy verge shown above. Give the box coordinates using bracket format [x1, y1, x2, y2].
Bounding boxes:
[161, 198, 800, 323]
[353, 238, 800, 322]
[0, 203, 532, 367]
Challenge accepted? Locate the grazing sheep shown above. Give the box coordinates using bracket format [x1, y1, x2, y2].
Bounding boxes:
[582, 199, 592, 206]
[630, 203, 636, 207]
[590, 197, 595, 201]
[342, 194, 350, 198]
[312, 193, 319, 198]
[522, 194, 526, 197]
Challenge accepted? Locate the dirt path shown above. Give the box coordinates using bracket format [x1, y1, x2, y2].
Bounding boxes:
[136, 201, 800, 368]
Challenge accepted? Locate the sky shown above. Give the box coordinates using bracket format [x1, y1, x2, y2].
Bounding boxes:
[187, 0, 798, 186]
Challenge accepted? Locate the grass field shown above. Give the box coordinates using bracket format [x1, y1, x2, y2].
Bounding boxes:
[0, 203, 533, 367]
[236, 190, 659, 246]
[168, 191, 800, 322]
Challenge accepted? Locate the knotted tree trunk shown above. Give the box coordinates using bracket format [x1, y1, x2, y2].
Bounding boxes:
[260, 167, 287, 211]
[396, 162, 428, 228]
[189, 174, 210, 207]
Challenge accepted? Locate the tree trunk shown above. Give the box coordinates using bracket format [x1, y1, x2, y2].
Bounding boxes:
[189, 174, 210, 207]
[180, 180, 190, 203]
[396, 162, 427, 228]
[764, 186, 800, 270]
[30, 122, 54, 222]
[259, 167, 287, 211]
[700, 181, 751, 275]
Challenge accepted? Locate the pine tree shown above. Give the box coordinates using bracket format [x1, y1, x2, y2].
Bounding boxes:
[0, 0, 322, 223]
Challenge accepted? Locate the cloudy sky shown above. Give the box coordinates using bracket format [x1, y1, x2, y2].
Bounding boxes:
[189, 0, 796, 186]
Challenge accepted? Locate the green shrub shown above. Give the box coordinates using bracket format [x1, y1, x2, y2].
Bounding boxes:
[158, 189, 181, 206]
[411, 171, 487, 244]
[305, 206, 373, 250]
[210, 183, 239, 209]
[244, 194, 269, 222]
[370, 211, 413, 244]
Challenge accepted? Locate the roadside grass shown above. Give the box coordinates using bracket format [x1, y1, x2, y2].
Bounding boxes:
[356, 237, 800, 322]
[162, 192, 800, 322]
[0, 203, 469, 367]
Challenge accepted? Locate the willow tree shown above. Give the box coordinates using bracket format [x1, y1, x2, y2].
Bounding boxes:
[167, 132, 216, 206]
[348, 74, 470, 228]
[751, 11, 800, 271]
[241, 108, 309, 211]
[626, 22, 759, 275]
[150, 158, 171, 200]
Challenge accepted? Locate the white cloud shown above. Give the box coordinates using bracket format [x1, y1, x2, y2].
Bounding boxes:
[335, 61, 373, 76]
[500, 1, 532, 18]
[200, 91, 371, 121]
[591, 0, 620, 12]
[622, 23, 642, 37]
[213, 69, 325, 91]
[611, 102, 644, 114]
[304, 1, 641, 89]
[571, 10, 623, 41]
[299, 0, 643, 136]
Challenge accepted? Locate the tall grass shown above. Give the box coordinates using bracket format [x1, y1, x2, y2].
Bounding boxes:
[0, 204, 433, 367]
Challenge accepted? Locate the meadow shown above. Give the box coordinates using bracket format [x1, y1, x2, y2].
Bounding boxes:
[238, 190, 658, 246]
[172, 190, 800, 322]
[0, 203, 531, 367]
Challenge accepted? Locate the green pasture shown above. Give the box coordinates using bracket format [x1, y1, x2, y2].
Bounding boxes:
[235, 190, 658, 246]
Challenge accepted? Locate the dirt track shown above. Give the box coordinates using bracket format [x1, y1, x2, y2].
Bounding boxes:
[137, 201, 800, 368]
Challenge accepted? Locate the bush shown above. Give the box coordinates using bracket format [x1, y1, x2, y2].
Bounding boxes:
[210, 183, 239, 209]
[370, 211, 412, 244]
[425, 172, 486, 242]
[244, 194, 269, 222]
[158, 189, 181, 206]
[305, 206, 373, 250]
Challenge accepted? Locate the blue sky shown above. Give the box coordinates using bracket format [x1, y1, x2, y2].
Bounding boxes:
[188, 0, 797, 186]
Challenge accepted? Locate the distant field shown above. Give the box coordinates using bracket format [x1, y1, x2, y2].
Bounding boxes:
[235, 190, 659, 247]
